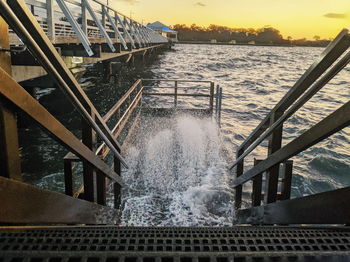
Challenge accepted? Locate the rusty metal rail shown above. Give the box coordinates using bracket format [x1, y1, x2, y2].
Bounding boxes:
[230, 28, 350, 225]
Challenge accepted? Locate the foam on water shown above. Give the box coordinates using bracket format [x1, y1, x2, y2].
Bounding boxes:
[120, 115, 234, 226]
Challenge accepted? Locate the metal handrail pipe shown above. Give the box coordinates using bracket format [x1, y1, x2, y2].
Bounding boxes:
[143, 86, 211, 89]
[142, 79, 213, 83]
[229, 50, 350, 170]
[143, 93, 211, 97]
[96, 87, 143, 156]
[0, 0, 128, 168]
[103, 79, 141, 122]
[233, 99, 350, 187]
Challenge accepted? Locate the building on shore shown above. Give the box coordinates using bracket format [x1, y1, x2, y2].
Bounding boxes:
[147, 21, 178, 42]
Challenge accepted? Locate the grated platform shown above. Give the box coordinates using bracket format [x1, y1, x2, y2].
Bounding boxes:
[0, 227, 350, 261]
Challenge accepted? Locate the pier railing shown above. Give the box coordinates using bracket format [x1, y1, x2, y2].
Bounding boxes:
[9, 0, 167, 55]
[230, 29, 350, 224]
[64, 79, 143, 207]
[141, 79, 220, 114]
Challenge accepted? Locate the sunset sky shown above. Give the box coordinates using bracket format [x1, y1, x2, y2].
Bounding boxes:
[111, 0, 350, 40]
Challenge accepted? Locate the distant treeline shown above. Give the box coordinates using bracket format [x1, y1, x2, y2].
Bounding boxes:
[171, 24, 331, 47]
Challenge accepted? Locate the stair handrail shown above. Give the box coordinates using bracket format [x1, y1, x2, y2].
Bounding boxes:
[0, 0, 129, 168]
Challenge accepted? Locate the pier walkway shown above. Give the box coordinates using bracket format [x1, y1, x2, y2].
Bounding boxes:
[4, 0, 169, 83]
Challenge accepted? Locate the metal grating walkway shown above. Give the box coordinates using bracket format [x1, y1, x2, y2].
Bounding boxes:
[0, 227, 350, 261]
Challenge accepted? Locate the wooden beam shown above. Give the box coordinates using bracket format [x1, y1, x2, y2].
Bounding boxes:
[237, 186, 350, 225]
[0, 176, 118, 224]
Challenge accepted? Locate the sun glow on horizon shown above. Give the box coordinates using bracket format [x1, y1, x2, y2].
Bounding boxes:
[111, 0, 350, 40]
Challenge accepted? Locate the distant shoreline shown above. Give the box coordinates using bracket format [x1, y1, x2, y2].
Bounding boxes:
[175, 41, 327, 48]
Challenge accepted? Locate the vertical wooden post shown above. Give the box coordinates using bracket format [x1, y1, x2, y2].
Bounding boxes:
[265, 111, 283, 204]
[113, 151, 122, 209]
[280, 160, 293, 200]
[234, 149, 244, 209]
[64, 159, 73, 196]
[209, 82, 214, 112]
[0, 18, 21, 181]
[46, 0, 55, 40]
[174, 80, 178, 107]
[82, 111, 96, 202]
[252, 159, 263, 207]
[81, 0, 88, 36]
[96, 171, 106, 205]
[215, 85, 219, 115]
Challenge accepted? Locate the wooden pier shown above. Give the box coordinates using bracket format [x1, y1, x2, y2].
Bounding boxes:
[5, 0, 169, 83]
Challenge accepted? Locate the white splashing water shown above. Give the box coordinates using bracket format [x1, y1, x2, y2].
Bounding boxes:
[120, 115, 234, 226]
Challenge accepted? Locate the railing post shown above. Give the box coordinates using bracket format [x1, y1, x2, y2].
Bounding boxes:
[280, 160, 293, 200]
[101, 5, 106, 28]
[234, 148, 244, 209]
[215, 85, 219, 115]
[46, 0, 55, 40]
[64, 159, 73, 196]
[0, 17, 21, 181]
[252, 159, 263, 207]
[81, 0, 88, 36]
[96, 170, 106, 205]
[210, 82, 214, 112]
[218, 87, 223, 123]
[174, 80, 178, 107]
[265, 111, 284, 204]
[113, 151, 122, 209]
[82, 110, 96, 202]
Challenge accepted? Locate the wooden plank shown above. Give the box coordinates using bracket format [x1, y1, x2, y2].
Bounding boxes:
[237, 186, 350, 225]
[0, 176, 118, 224]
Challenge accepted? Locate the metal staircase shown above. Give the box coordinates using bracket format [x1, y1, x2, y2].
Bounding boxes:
[1, 1, 350, 260]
